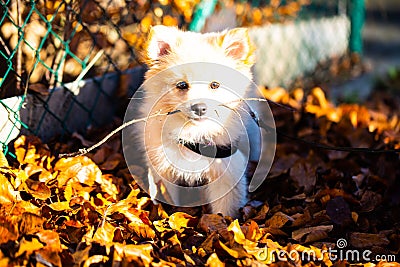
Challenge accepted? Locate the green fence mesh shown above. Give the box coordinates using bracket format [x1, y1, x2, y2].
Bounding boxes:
[0, 0, 362, 156]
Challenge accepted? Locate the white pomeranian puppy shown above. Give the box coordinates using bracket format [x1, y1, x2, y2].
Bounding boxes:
[137, 26, 261, 218]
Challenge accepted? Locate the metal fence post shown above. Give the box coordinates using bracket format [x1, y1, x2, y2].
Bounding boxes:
[189, 0, 218, 32]
[349, 0, 365, 54]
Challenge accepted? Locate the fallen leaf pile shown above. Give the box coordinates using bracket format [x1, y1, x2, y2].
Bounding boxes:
[1, 85, 399, 266]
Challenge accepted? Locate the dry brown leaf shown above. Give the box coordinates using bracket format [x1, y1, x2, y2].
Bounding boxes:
[289, 159, 317, 193]
[349, 232, 390, 248]
[265, 211, 294, 229]
[128, 212, 156, 239]
[91, 146, 108, 165]
[359, 190, 383, 212]
[326, 197, 352, 226]
[292, 225, 333, 242]
[198, 214, 230, 241]
[304, 230, 329, 243]
[0, 217, 19, 243]
[269, 153, 299, 178]
[100, 152, 123, 171]
[199, 231, 218, 255]
[72, 244, 92, 267]
[23, 164, 53, 183]
[292, 209, 312, 227]
[36, 230, 62, 253]
[35, 249, 62, 267]
[25, 179, 51, 200]
[19, 212, 45, 235]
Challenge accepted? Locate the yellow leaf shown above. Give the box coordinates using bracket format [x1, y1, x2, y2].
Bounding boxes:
[244, 220, 262, 242]
[227, 220, 258, 255]
[206, 253, 225, 267]
[114, 243, 153, 265]
[83, 255, 109, 267]
[127, 212, 156, 239]
[227, 220, 246, 244]
[55, 156, 102, 187]
[218, 240, 249, 259]
[64, 181, 72, 201]
[0, 150, 8, 167]
[0, 173, 19, 203]
[14, 135, 52, 166]
[106, 188, 140, 214]
[98, 174, 119, 198]
[48, 201, 71, 211]
[13, 169, 28, 189]
[92, 221, 116, 245]
[15, 237, 44, 257]
[169, 212, 196, 233]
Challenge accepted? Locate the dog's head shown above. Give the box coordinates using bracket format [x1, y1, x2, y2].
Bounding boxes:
[143, 26, 256, 144]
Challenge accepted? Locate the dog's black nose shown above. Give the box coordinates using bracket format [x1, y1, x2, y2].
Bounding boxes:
[191, 103, 207, 116]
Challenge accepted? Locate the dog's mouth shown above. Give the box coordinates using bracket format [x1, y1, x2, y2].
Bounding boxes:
[190, 116, 208, 122]
[178, 138, 238, 159]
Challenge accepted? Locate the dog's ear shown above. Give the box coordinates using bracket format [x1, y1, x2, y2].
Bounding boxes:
[146, 25, 178, 61]
[222, 28, 255, 66]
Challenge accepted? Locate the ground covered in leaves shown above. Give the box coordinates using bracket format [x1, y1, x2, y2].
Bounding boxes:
[1, 86, 400, 266]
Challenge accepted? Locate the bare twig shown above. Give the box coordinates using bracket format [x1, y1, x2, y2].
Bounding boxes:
[59, 109, 181, 158]
[67, 50, 104, 95]
[222, 97, 297, 112]
[16, 0, 23, 93]
[0, 36, 11, 57]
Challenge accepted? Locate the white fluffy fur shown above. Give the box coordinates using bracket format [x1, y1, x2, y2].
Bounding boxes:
[140, 26, 255, 217]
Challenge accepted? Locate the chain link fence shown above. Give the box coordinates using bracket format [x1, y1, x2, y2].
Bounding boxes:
[0, 0, 361, 156]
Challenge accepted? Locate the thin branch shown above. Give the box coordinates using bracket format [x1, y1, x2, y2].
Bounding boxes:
[0, 36, 11, 57]
[16, 0, 23, 94]
[222, 97, 297, 112]
[59, 109, 181, 158]
[67, 50, 104, 94]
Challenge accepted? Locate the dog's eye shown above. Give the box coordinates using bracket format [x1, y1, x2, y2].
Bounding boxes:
[210, 81, 220, 89]
[176, 81, 189, 90]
